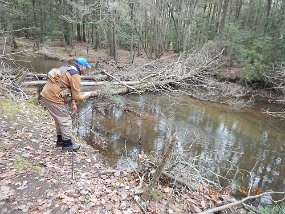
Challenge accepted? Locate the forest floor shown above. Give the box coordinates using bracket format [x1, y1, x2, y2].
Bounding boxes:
[0, 98, 142, 214]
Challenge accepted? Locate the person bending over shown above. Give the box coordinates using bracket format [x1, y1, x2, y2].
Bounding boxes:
[41, 57, 93, 151]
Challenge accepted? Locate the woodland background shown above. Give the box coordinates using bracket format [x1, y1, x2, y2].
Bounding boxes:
[0, 0, 285, 87]
[1, 1, 285, 213]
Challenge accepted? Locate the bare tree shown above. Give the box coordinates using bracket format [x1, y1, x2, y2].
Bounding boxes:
[216, 0, 229, 51]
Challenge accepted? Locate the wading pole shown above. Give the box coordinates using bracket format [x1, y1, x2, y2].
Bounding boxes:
[71, 150, 75, 179]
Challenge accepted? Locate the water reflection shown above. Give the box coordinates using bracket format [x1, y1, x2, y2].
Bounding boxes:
[3, 56, 63, 73]
[74, 94, 285, 197]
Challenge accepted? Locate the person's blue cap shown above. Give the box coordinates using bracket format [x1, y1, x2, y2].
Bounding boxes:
[75, 57, 92, 68]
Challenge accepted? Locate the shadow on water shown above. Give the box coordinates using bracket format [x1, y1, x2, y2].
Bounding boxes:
[74, 93, 285, 199]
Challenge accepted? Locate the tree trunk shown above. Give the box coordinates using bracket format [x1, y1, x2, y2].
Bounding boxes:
[109, 8, 118, 61]
[264, 0, 272, 33]
[235, 0, 242, 21]
[92, 23, 99, 49]
[111, 21, 118, 61]
[92, 0, 100, 49]
[210, 2, 217, 33]
[83, 15, 86, 42]
[77, 23, 82, 42]
[279, 1, 285, 39]
[129, 1, 135, 63]
[244, 0, 253, 29]
[167, 3, 180, 53]
[216, 0, 229, 52]
[253, 0, 262, 30]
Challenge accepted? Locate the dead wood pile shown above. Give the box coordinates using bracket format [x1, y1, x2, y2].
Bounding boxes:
[1, 48, 255, 109]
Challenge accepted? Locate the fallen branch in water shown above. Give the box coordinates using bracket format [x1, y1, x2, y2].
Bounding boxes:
[142, 133, 177, 199]
[102, 70, 138, 91]
[200, 192, 285, 214]
[263, 109, 285, 120]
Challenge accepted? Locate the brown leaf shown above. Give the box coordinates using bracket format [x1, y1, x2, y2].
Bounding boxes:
[58, 193, 66, 199]
[163, 186, 172, 193]
[90, 196, 98, 203]
[209, 194, 222, 204]
[201, 200, 207, 208]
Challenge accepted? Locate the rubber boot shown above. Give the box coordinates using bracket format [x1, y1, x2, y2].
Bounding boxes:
[56, 135, 63, 147]
[62, 139, 80, 152]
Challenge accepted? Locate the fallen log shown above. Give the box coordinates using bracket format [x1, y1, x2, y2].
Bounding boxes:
[89, 87, 129, 97]
[21, 80, 140, 87]
[24, 73, 108, 81]
[1, 73, 109, 81]
[11, 49, 229, 103]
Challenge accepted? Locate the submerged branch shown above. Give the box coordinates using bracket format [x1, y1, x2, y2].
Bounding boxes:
[263, 109, 285, 119]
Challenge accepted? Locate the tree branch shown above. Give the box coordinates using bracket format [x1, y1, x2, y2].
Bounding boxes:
[200, 192, 285, 214]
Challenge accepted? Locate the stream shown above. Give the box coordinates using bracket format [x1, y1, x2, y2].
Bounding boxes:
[74, 93, 285, 200]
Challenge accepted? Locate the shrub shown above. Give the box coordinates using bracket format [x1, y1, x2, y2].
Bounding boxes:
[257, 203, 285, 214]
[225, 25, 285, 83]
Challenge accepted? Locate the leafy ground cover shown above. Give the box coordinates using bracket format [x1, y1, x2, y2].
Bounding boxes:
[0, 99, 143, 213]
[1, 99, 220, 213]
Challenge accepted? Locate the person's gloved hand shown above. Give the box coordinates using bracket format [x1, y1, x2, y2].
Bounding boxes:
[71, 102, 77, 115]
[84, 92, 93, 100]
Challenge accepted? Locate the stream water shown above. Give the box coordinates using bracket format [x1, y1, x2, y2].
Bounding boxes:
[13, 56, 285, 199]
[74, 93, 285, 200]
[4, 55, 63, 73]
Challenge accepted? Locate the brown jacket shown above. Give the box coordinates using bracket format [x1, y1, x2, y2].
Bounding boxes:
[41, 66, 86, 104]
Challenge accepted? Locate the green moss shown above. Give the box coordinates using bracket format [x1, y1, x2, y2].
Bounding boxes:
[0, 99, 21, 119]
[14, 39, 26, 48]
[13, 155, 44, 174]
[0, 99, 45, 121]
[102, 84, 124, 106]
[150, 191, 163, 201]
[26, 97, 38, 105]
[117, 178, 125, 184]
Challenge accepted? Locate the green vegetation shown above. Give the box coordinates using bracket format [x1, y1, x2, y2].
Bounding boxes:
[0, 99, 22, 119]
[0, 99, 46, 121]
[150, 191, 163, 201]
[225, 26, 285, 83]
[13, 155, 44, 174]
[257, 203, 285, 214]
